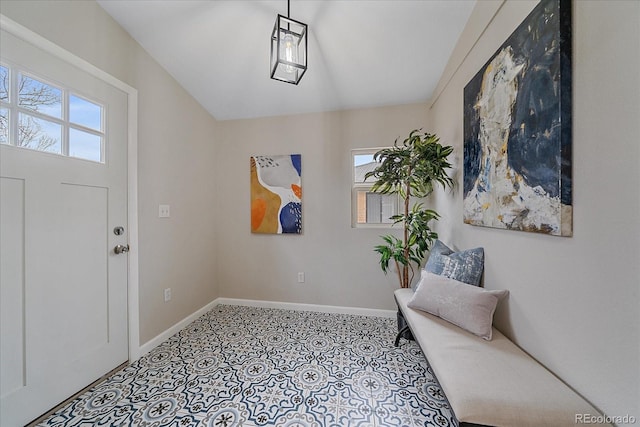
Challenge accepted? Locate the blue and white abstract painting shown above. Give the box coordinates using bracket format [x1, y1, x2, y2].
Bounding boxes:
[463, 0, 572, 236]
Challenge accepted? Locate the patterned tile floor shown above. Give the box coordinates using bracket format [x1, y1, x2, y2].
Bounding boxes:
[38, 305, 457, 427]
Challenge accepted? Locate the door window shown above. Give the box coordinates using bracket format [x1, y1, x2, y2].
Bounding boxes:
[0, 64, 105, 162]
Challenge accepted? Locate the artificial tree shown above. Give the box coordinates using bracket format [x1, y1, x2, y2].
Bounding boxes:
[365, 129, 454, 288]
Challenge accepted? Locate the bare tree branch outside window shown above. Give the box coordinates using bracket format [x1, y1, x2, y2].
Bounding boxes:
[0, 66, 8, 145]
[0, 65, 62, 151]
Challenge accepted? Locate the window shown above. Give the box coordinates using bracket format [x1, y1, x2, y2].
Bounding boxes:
[0, 63, 105, 162]
[352, 149, 399, 227]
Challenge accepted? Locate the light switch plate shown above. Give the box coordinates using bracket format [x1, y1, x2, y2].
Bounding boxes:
[159, 204, 170, 218]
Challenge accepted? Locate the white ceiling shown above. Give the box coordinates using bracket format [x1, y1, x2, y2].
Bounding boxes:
[97, 0, 475, 121]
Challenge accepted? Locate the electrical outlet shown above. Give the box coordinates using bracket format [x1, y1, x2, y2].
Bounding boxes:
[159, 204, 170, 218]
[164, 288, 172, 302]
[297, 272, 305, 283]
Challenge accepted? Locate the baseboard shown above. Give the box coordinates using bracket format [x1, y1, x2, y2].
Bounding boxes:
[136, 299, 218, 359]
[215, 297, 396, 319]
[135, 298, 395, 360]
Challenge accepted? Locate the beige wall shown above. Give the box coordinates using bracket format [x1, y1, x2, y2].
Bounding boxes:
[215, 104, 429, 309]
[0, 0, 220, 345]
[426, 0, 639, 421]
[3, 0, 638, 421]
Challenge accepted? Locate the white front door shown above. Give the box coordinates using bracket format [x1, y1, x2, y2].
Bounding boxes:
[0, 28, 129, 426]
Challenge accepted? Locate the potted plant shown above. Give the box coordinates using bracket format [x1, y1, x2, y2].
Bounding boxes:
[365, 129, 454, 289]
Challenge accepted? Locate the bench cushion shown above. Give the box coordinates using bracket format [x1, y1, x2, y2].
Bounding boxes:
[395, 288, 609, 427]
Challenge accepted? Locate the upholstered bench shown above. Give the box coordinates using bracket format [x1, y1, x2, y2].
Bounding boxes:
[395, 287, 610, 427]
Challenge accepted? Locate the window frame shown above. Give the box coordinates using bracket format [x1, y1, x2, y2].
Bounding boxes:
[351, 148, 400, 228]
[0, 61, 106, 163]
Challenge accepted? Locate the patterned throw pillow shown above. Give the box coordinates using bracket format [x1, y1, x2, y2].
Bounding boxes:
[424, 240, 484, 286]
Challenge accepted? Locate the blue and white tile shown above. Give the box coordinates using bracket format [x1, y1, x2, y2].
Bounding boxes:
[37, 305, 457, 427]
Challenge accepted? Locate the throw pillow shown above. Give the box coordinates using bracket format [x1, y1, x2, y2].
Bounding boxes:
[408, 271, 508, 340]
[424, 240, 484, 286]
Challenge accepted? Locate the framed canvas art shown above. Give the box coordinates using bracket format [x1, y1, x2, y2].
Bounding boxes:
[250, 154, 302, 234]
[463, 0, 572, 236]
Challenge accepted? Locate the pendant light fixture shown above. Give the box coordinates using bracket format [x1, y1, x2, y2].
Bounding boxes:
[270, 0, 307, 85]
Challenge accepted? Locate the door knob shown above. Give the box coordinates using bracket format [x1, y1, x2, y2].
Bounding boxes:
[114, 244, 130, 254]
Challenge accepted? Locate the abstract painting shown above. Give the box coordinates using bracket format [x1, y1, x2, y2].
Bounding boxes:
[463, 0, 572, 236]
[250, 154, 302, 234]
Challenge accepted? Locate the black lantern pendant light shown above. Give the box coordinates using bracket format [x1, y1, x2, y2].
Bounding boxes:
[270, 0, 307, 85]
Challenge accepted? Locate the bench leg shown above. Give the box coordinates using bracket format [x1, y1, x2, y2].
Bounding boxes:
[395, 325, 412, 347]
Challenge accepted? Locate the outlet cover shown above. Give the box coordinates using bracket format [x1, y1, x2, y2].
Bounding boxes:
[164, 288, 171, 302]
[297, 272, 305, 283]
[159, 204, 170, 218]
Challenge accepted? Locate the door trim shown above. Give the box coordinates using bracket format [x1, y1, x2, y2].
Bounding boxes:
[1, 15, 142, 361]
